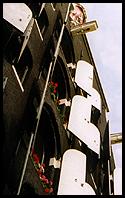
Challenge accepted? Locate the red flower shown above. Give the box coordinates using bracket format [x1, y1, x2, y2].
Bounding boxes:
[37, 169, 42, 177]
[53, 89, 57, 93]
[41, 175, 46, 180]
[33, 153, 39, 164]
[55, 82, 58, 87]
[44, 188, 50, 193]
[44, 178, 49, 184]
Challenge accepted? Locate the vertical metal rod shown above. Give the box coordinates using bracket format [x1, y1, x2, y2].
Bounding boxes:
[32, 60, 53, 149]
[108, 160, 111, 195]
[3, 77, 8, 91]
[38, 3, 46, 17]
[90, 173, 97, 191]
[17, 133, 34, 195]
[15, 139, 21, 156]
[16, 3, 71, 194]
[35, 19, 43, 41]
[12, 65, 24, 92]
[21, 66, 29, 84]
[50, 3, 71, 78]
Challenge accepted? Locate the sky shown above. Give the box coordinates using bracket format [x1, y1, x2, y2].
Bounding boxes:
[81, 3, 122, 195]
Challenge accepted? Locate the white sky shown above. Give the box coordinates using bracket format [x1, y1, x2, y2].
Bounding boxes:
[82, 3, 122, 133]
[81, 3, 122, 195]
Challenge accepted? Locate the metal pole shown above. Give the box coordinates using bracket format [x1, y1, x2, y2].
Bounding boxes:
[108, 160, 111, 195]
[38, 3, 46, 17]
[50, 3, 71, 78]
[16, 3, 71, 194]
[17, 133, 34, 195]
[12, 65, 24, 92]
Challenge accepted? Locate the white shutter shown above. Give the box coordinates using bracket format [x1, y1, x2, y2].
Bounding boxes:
[75, 60, 93, 95]
[78, 182, 96, 195]
[58, 181, 96, 195]
[69, 121, 100, 154]
[83, 122, 100, 154]
[68, 95, 91, 132]
[88, 88, 101, 112]
[57, 149, 87, 195]
[3, 3, 32, 33]
[68, 95, 100, 154]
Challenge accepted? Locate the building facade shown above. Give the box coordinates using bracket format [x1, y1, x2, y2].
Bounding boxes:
[3, 3, 115, 195]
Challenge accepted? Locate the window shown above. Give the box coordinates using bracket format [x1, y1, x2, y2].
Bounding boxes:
[19, 82, 61, 194]
[3, 28, 22, 64]
[3, 20, 33, 90]
[50, 56, 72, 129]
[32, 104, 61, 194]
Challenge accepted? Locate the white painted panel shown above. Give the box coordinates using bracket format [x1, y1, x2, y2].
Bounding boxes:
[68, 95, 91, 131]
[58, 181, 96, 195]
[57, 149, 87, 195]
[75, 60, 93, 94]
[83, 122, 100, 154]
[79, 182, 96, 195]
[3, 3, 32, 33]
[68, 95, 100, 154]
[69, 119, 100, 154]
[88, 88, 101, 111]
